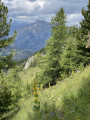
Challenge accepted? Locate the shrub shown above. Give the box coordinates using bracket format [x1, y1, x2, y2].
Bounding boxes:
[0, 66, 22, 117]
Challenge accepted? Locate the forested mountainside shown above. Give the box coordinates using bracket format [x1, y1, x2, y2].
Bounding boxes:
[6, 20, 51, 60]
[1, 44, 33, 61]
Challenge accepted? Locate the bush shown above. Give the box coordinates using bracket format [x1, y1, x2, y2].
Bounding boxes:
[0, 66, 22, 117]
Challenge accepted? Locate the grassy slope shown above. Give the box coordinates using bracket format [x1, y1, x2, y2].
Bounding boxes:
[3, 66, 90, 120]
[19, 66, 41, 84]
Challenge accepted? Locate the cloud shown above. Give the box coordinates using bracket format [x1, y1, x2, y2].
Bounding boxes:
[2, 0, 88, 25]
[67, 13, 83, 26]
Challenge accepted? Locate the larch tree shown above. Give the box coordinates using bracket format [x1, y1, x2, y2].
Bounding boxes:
[39, 8, 67, 86]
[60, 37, 78, 75]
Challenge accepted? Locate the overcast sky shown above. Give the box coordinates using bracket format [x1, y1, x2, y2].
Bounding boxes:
[2, 0, 88, 26]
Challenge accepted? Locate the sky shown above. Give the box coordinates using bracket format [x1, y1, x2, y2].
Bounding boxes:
[2, 0, 88, 26]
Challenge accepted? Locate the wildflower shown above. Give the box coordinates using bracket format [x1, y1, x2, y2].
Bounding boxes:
[49, 112, 53, 117]
[49, 82, 50, 88]
[49, 112, 54, 117]
[72, 71, 74, 75]
[34, 98, 38, 102]
[57, 110, 59, 113]
[76, 116, 80, 120]
[33, 87, 36, 90]
[53, 112, 56, 116]
[34, 91, 37, 96]
[37, 87, 39, 90]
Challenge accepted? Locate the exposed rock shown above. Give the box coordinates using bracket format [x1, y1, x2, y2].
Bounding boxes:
[24, 55, 36, 69]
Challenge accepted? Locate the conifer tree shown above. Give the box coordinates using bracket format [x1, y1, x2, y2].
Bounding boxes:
[76, 0, 90, 65]
[0, 0, 17, 72]
[0, 1, 19, 117]
[80, 0, 90, 37]
[60, 37, 78, 75]
[39, 8, 67, 86]
[68, 25, 79, 38]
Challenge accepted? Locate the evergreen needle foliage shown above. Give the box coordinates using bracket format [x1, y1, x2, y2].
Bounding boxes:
[0, 0, 17, 72]
[36, 1, 90, 87]
[0, 1, 21, 117]
[60, 37, 78, 75]
[76, 0, 90, 65]
[37, 8, 67, 86]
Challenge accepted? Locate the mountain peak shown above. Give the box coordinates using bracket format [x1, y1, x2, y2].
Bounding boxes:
[35, 19, 41, 22]
[35, 19, 47, 23]
[15, 19, 51, 52]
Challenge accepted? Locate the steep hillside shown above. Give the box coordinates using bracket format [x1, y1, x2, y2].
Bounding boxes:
[2, 66, 90, 120]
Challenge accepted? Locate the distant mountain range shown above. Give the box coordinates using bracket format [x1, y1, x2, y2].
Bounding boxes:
[14, 19, 51, 52]
[5, 19, 51, 60]
[1, 44, 33, 61]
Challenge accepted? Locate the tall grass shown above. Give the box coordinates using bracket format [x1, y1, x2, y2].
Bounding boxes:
[28, 65, 90, 120]
[2, 66, 90, 120]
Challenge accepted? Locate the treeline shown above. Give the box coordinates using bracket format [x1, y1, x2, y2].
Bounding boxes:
[35, 1, 90, 86]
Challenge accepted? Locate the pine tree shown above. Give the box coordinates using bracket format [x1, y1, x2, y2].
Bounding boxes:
[0, 0, 17, 72]
[0, 1, 19, 117]
[76, 0, 90, 65]
[39, 8, 67, 86]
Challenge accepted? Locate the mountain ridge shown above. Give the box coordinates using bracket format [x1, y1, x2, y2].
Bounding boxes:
[15, 19, 51, 52]
[1, 44, 33, 61]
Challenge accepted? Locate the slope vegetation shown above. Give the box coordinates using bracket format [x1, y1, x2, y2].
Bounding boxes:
[2, 66, 90, 120]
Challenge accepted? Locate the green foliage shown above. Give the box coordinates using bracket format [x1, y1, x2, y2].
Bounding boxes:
[25, 82, 33, 96]
[35, 48, 46, 55]
[76, 0, 90, 65]
[15, 58, 28, 67]
[0, 1, 17, 72]
[3, 65, 89, 120]
[37, 8, 67, 86]
[30, 57, 39, 68]
[68, 25, 79, 38]
[0, 1, 17, 48]
[0, 2, 90, 119]
[28, 66, 90, 120]
[33, 81, 40, 112]
[60, 37, 78, 75]
[0, 1, 20, 117]
[80, 0, 90, 35]
[61, 72, 90, 120]
[0, 66, 22, 117]
[0, 74, 12, 117]
[0, 50, 16, 72]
